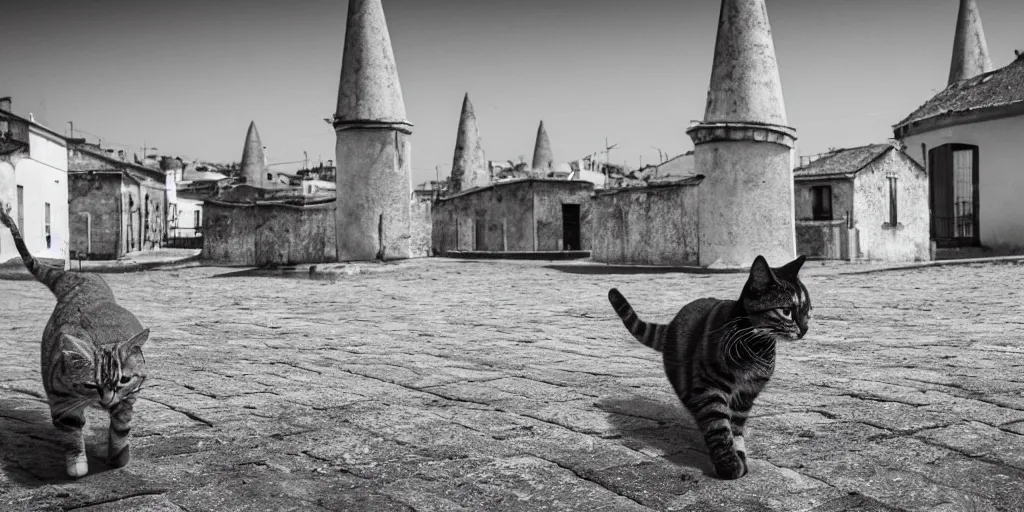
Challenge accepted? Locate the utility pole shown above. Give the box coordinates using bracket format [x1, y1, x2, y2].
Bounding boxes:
[603, 138, 618, 178]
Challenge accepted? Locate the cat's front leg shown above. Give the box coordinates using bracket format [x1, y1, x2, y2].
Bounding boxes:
[107, 396, 135, 468]
[729, 392, 757, 474]
[51, 408, 88, 478]
[687, 388, 747, 480]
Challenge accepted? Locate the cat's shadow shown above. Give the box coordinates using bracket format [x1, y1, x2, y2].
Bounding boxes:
[597, 395, 717, 476]
[0, 397, 119, 486]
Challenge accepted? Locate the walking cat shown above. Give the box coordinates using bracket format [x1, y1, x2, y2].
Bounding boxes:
[608, 254, 810, 480]
[0, 202, 149, 478]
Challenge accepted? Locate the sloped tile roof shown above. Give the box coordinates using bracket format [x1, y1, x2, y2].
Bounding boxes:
[793, 144, 892, 179]
[894, 55, 1024, 130]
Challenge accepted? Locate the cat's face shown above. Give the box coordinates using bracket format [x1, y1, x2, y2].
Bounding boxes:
[62, 329, 149, 408]
[741, 255, 811, 341]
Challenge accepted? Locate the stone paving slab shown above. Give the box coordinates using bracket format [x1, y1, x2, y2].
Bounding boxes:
[1, 258, 1024, 511]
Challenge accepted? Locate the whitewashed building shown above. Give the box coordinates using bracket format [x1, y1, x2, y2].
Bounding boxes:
[0, 97, 70, 268]
[893, 0, 1024, 254]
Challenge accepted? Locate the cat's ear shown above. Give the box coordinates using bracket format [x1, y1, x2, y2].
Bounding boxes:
[747, 255, 778, 291]
[776, 254, 807, 279]
[60, 334, 94, 371]
[118, 329, 149, 354]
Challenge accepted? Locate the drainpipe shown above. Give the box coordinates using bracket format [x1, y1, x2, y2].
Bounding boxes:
[74, 212, 92, 255]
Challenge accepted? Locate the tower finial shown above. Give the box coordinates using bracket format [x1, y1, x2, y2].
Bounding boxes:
[335, 0, 409, 126]
[450, 93, 487, 193]
[703, 0, 788, 126]
[948, 0, 994, 85]
[240, 121, 266, 185]
[531, 121, 554, 174]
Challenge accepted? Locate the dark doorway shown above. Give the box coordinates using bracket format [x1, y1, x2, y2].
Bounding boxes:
[810, 185, 833, 221]
[474, 215, 486, 251]
[562, 204, 581, 251]
[928, 144, 979, 247]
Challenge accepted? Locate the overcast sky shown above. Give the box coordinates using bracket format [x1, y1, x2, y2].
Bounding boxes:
[2, 0, 1022, 184]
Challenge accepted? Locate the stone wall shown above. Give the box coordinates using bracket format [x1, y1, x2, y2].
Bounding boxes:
[203, 200, 336, 266]
[796, 220, 851, 260]
[590, 182, 701, 266]
[410, 197, 432, 257]
[431, 179, 594, 255]
[68, 172, 122, 259]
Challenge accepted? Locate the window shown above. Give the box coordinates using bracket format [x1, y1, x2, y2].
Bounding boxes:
[16, 185, 24, 233]
[44, 202, 51, 248]
[887, 176, 898, 226]
[193, 210, 201, 229]
[267, 173, 273, 181]
[810, 185, 833, 221]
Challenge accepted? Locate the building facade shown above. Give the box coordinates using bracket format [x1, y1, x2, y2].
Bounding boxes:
[889, 0, 1024, 255]
[794, 144, 930, 262]
[432, 179, 593, 255]
[66, 141, 169, 260]
[894, 55, 1024, 253]
[0, 98, 70, 268]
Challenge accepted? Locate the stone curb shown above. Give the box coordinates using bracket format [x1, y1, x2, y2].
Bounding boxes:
[839, 255, 1024, 275]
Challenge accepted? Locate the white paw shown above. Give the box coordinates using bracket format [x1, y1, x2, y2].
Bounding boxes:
[66, 455, 89, 478]
[734, 435, 746, 454]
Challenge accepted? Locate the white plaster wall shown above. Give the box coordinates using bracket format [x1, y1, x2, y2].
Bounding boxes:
[695, 141, 796, 268]
[335, 129, 412, 261]
[4, 130, 70, 268]
[902, 115, 1024, 250]
[0, 158, 17, 264]
[171, 198, 203, 237]
[851, 151, 930, 262]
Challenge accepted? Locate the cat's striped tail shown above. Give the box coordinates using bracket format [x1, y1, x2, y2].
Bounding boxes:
[0, 202, 63, 294]
[608, 288, 669, 352]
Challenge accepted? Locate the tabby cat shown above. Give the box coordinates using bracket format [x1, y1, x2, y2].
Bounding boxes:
[608, 254, 810, 480]
[1, 202, 149, 478]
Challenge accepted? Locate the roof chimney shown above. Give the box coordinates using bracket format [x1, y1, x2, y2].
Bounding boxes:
[948, 0, 993, 85]
[0, 97, 10, 113]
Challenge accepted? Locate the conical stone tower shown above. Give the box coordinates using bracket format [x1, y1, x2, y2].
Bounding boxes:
[948, 0, 993, 85]
[334, 0, 413, 261]
[449, 93, 487, 193]
[531, 121, 554, 175]
[239, 121, 279, 189]
[685, 0, 797, 268]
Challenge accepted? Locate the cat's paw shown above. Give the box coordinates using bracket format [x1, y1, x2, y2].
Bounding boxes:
[107, 444, 130, 469]
[712, 451, 748, 480]
[65, 453, 89, 478]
